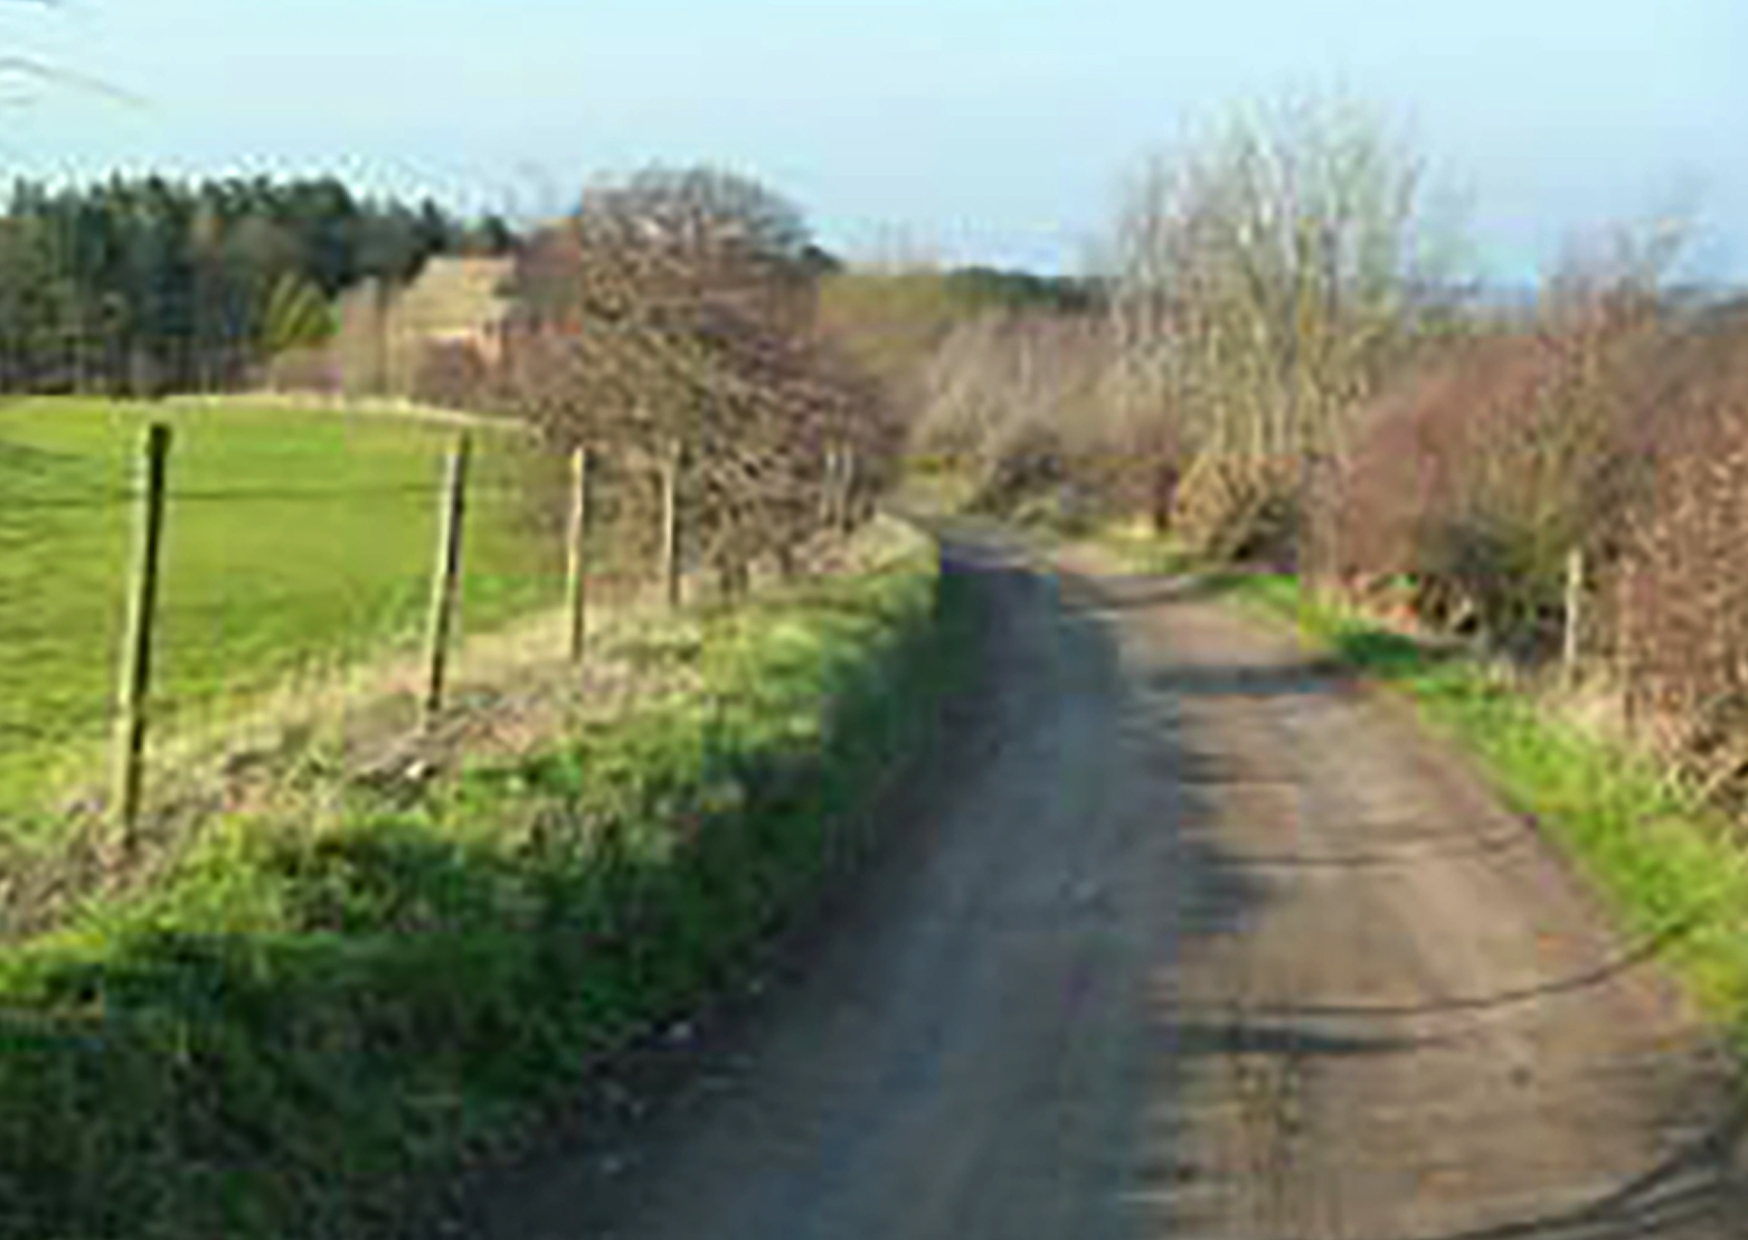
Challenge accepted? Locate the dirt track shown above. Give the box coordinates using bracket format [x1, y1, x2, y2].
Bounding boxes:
[471, 528, 1746, 1239]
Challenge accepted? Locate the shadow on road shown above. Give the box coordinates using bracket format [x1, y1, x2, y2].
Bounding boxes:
[453, 525, 1748, 1240]
[1423, 1103, 1748, 1239]
[1052, 550, 1748, 1240]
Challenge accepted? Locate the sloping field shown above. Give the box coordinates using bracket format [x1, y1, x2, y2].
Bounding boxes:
[0, 397, 561, 815]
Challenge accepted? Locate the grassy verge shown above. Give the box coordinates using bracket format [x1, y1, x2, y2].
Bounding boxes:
[1195, 567, 1748, 1039]
[0, 524, 966, 1240]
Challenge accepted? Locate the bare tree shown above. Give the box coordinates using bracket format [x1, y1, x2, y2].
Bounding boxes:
[1106, 93, 1457, 556]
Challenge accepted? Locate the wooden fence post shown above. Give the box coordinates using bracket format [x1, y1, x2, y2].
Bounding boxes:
[1620, 560, 1640, 739]
[566, 445, 593, 661]
[423, 433, 471, 724]
[838, 445, 859, 534]
[1563, 546, 1585, 685]
[660, 440, 683, 610]
[821, 444, 842, 531]
[112, 422, 172, 841]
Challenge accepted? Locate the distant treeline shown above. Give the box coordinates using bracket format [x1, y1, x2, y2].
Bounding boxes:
[0, 175, 515, 395]
[940, 265, 1106, 315]
[0, 169, 1101, 401]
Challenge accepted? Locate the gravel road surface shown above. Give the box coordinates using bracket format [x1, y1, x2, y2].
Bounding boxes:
[471, 528, 1745, 1240]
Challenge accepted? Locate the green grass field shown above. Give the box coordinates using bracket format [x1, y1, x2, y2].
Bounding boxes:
[0, 398, 563, 814]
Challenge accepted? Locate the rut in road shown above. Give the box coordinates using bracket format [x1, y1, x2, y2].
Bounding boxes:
[468, 531, 1748, 1240]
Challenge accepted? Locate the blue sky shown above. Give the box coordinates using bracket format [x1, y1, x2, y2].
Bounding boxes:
[2, 0, 1743, 281]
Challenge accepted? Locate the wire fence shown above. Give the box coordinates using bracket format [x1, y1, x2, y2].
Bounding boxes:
[0, 405, 623, 837]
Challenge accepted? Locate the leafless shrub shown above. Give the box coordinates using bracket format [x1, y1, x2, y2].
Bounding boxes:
[1172, 452, 1303, 564]
[494, 166, 900, 589]
[1317, 223, 1675, 654]
[1610, 308, 1748, 788]
[907, 312, 1118, 522]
